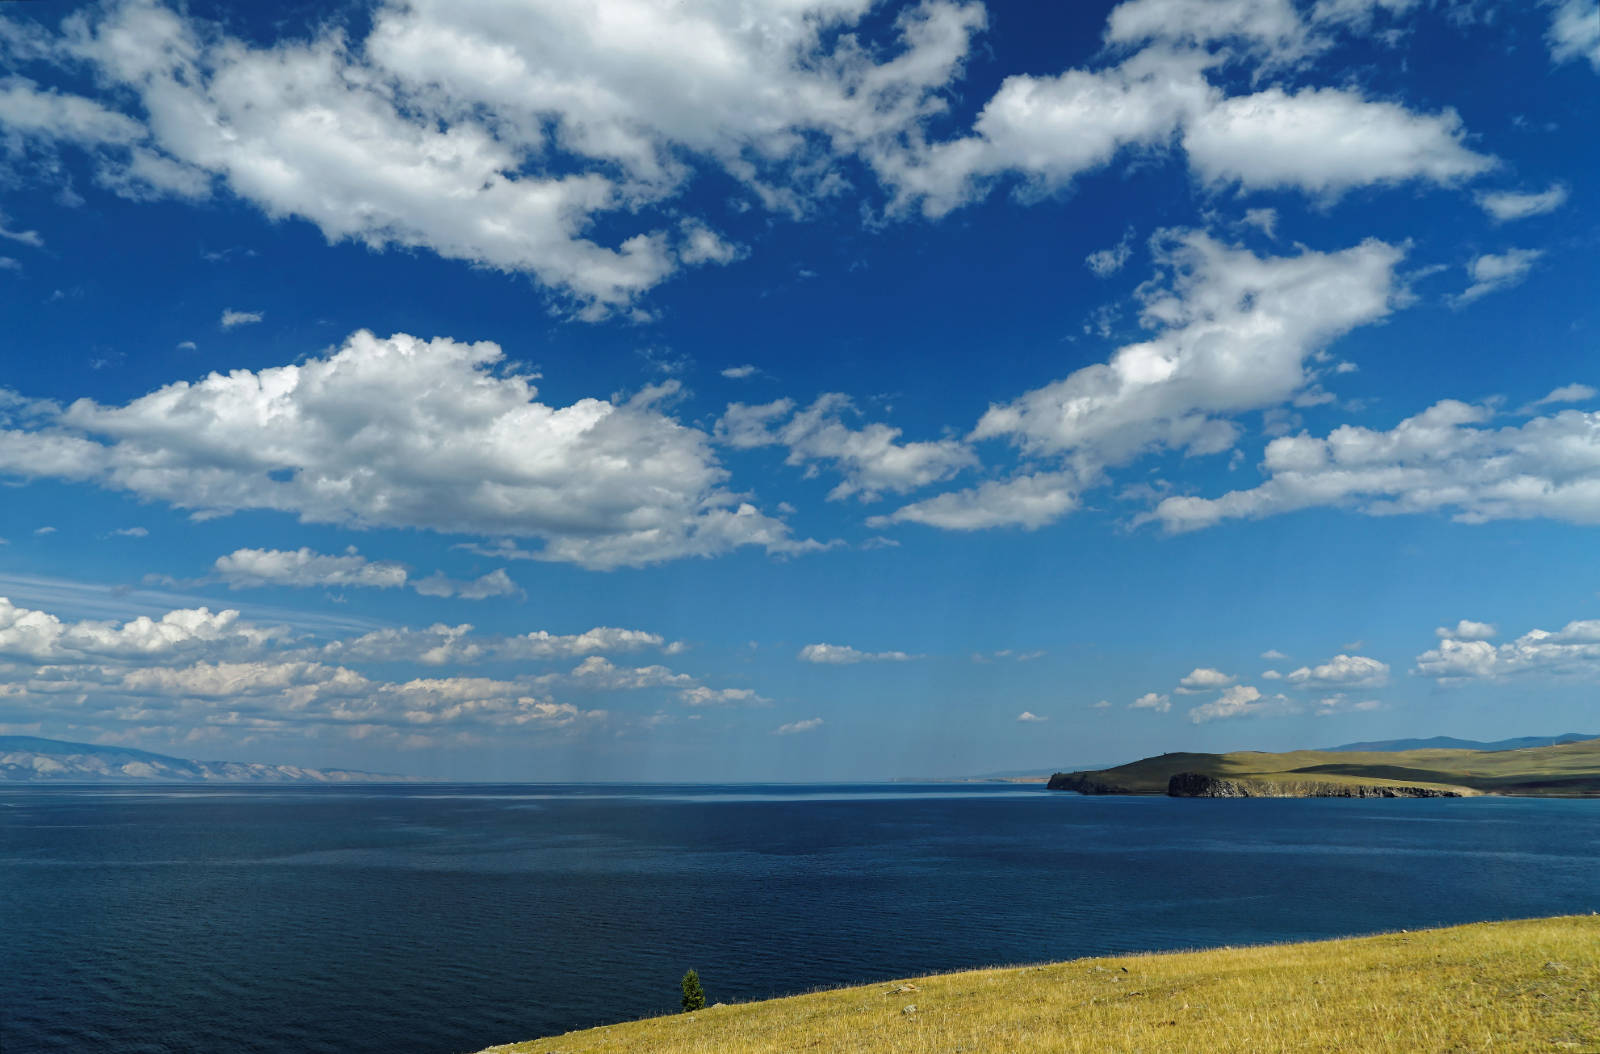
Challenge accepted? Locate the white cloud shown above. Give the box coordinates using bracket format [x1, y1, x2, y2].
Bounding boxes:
[721, 365, 758, 380]
[1085, 229, 1134, 276]
[1091, 699, 1112, 709]
[220, 308, 263, 329]
[410, 569, 520, 601]
[1177, 666, 1234, 692]
[0, 330, 815, 569]
[1523, 384, 1597, 412]
[906, 232, 1402, 533]
[1129, 691, 1171, 712]
[1105, 0, 1307, 54]
[1548, 0, 1600, 71]
[15, 0, 986, 316]
[176, 341, 198, 351]
[680, 686, 770, 708]
[774, 717, 823, 735]
[1188, 683, 1294, 722]
[0, 212, 43, 248]
[797, 642, 915, 664]
[215, 547, 408, 590]
[1436, 619, 1497, 641]
[562, 655, 694, 691]
[1016, 710, 1046, 722]
[0, 595, 284, 664]
[873, 48, 1213, 217]
[718, 394, 977, 502]
[1453, 249, 1542, 306]
[868, 471, 1080, 531]
[110, 526, 148, 538]
[1260, 648, 1288, 660]
[321, 624, 674, 666]
[1151, 397, 1600, 532]
[1285, 653, 1389, 688]
[1182, 87, 1490, 197]
[1415, 620, 1600, 682]
[1261, 668, 1283, 679]
[1242, 207, 1278, 238]
[1313, 693, 1382, 715]
[1476, 184, 1569, 222]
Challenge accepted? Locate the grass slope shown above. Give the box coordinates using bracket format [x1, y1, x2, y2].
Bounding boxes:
[1052, 735, 1600, 796]
[481, 916, 1600, 1054]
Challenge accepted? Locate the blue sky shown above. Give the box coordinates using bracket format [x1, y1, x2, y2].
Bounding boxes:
[0, 0, 1596, 780]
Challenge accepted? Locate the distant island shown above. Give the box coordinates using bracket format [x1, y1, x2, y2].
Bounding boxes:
[0, 736, 414, 784]
[1049, 733, 1600, 798]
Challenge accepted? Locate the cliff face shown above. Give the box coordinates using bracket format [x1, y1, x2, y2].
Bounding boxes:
[1045, 772, 1135, 794]
[1166, 772, 1462, 798]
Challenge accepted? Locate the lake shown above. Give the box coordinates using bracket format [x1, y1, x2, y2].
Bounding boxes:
[3, 784, 1598, 1053]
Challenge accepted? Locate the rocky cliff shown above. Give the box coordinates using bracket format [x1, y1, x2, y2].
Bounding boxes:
[1166, 772, 1462, 798]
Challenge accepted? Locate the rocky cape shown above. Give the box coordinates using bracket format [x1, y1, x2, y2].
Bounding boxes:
[0, 736, 414, 784]
[1047, 736, 1600, 798]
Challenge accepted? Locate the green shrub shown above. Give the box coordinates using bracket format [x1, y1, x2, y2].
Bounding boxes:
[680, 969, 706, 1013]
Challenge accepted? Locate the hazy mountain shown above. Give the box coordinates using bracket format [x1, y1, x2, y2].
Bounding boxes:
[1327, 733, 1598, 753]
[0, 736, 414, 784]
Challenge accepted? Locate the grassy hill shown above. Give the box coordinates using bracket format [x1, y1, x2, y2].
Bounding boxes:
[479, 915, 1600, 1054]
[1048, 735, 1600, 797]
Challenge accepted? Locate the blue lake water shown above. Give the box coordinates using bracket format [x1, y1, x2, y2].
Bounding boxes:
[3, 784, 1599, 1053]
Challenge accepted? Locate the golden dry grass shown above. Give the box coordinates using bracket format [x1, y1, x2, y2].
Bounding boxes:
[1057, 736, 1600, 795]
[480, 915, 1600, 1054]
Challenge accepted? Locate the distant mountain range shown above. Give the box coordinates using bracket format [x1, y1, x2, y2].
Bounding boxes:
[0, 736, 414, 784]
[1327, 733, 1598, 753]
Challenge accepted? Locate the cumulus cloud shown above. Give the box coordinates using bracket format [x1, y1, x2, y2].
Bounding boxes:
[1151, 397, 1600, 532]
[1177, 666, 1234, 692]
[1477, 184, 1570, 223]
[0, 596, 284, 664]
[973, 233, 1400, 467]
[1129, 691, 1171, 712]
[680, 686, 770, 707]
[1181, 86, 1490, 197]
[109, 526, 148, 537]
[718, 395, 976, 502]
[797, 642, 916, 664]
[1285, 653, 1389, 688]
[1436, 619, 1497, 641]
[721, 365, 758, 380]
[879, 231, 1400, 533]
[215, 547, 408, 590]
[0, 330, 816, 569]
[5, 0, 986, 316]
[774, 717, 823, 735]
[1453, 249, 1542, 306]
[410, 569, 520, 601]
[1016, 710, 1047, 722]
[1416, 619, 1600, 682]
[1260, 648, 1288, 660]
[1188, 683, 1294, 722]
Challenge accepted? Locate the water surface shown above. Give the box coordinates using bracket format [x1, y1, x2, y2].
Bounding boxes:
[4, 784, 1598, 1053]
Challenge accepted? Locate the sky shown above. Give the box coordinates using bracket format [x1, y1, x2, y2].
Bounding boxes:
[0, 0, 1597, 781]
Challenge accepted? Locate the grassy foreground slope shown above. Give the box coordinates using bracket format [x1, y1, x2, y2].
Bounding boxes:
[481, 916, 1599, 1054]
[1049, 735, 1600, 796]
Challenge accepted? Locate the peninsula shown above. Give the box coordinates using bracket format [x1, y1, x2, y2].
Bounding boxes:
[1048, 734, 1600, 797]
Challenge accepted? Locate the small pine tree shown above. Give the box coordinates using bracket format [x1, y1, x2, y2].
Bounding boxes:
[680, 968, 706, 1012]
